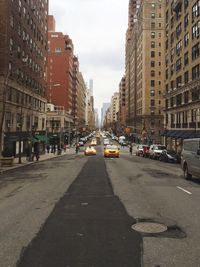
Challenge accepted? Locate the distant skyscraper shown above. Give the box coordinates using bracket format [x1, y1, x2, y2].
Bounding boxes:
[89, 79, 93, 96]
[101, 103, 110, 127]
[94, 108, 99, 128]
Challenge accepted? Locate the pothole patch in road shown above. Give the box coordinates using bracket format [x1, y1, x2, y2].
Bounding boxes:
[132, 218, 186, 238]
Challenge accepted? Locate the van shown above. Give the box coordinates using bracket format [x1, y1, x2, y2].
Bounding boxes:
[181, 138, 200, 179]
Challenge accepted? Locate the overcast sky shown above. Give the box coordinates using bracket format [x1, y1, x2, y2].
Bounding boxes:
[49, 0, 129, 113]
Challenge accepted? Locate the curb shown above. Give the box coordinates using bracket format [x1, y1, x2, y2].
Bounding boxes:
[0, 150, 75, 174]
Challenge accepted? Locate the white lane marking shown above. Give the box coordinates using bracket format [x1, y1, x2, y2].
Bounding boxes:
[177, 186, 192, 195]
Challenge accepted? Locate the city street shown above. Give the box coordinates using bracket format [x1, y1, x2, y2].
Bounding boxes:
[0, 144, 200, 267]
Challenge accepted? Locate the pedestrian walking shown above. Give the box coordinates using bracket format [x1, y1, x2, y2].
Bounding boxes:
[33, 142, 40, 161]
[75, 143, 80, 154]
[129, 143, 133, 155]
[25, 145, 31, 161]
[46, 144, 50, 153]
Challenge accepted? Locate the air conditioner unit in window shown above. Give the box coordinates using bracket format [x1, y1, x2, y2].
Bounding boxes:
[7, 123, 12, 128]
[22, 57, 28, 63]
[16, 123, 21, 128]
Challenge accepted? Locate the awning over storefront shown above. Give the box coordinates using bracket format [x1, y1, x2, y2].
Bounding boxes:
[162, 130, 200, 138]
[34, 135, 49, 143]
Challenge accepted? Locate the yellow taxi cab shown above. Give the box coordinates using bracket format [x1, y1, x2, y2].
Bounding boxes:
[84, 146, 97, 156]
[104, 145, 120, 158]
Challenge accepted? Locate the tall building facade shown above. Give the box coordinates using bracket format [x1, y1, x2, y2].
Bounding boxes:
[125, 0, 140, 125]
[77, 71, 86, 127]
[125, 0, 165, 144]
[0, 0, 48, 155]
[119, 76, 126, 127]
[101, 102, 110, 127]
[47, 15, 74, 112]
[136, 0, 165, 144]
[164, 0, 200, 149]
[110, 92, 119, 123]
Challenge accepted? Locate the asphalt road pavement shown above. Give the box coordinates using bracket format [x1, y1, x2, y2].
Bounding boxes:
[1, 143, 200, 267]
[17, 146, 141, 267]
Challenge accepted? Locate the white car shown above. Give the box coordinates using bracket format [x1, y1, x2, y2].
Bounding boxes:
[181, 138, 200, 179]
[91, 139, 97, 146]
[149, 144, 166, 159]
[103, 139, 110, 146]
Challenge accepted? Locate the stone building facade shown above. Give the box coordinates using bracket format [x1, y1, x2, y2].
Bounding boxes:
[164, 0, 200, 150]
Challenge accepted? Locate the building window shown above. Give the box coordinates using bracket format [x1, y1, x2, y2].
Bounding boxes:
[150, 90, 155, 96]
[171, 64, 174, 76]
[151, 70, 155, 77]
[184, 0, 189, 10]
[151, 32, 156, 38]
[184, 71, 189, 83]
[192, 64, 200, 80]
[176, 40, 182, 55]
[55, 48, 61, 53]
[184, 14, 189, 29]
[192, 21, 200, 39]
[184, 52, 189, 65]
[176, 94, 182, 106]
[176, 58, 182, 72]
[151, 41, 155, 48]
[184, 32, 189, 47]
[151, 61, 155, 67]
[192, 42, 200, 60]
[176, 75, 182, 88]
[176, 23, 182, 39]
[151, 13, 155, 19]
[170, 97, 174, 108]
[151, 51, 155, 57]
[184, 91, 189, 103]
[151, 80, 155, 87]
[166, 69, 169, 79]
[192, 1, 200, 20]
[150, 99, 155, 106]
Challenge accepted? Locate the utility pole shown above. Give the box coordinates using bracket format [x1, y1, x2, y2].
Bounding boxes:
[18, 105, 23, 164]
[68, 120, 71, 146]
[0, 71, 9, 155]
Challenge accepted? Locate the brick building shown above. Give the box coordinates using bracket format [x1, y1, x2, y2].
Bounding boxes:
[0, 0, 48, 157]
[47, 15, 74, 112]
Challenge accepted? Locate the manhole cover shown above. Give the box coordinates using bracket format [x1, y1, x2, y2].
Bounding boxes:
[132, 222, 168, 234]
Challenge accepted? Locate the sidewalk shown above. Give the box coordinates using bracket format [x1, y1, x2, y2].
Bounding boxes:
[0, 147, 75, 174]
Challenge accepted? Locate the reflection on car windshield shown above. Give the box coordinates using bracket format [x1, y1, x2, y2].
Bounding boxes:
[106, 145, 118, 149]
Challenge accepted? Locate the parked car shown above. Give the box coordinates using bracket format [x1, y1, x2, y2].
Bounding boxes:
[136, 145, 145, 156]
[143, 145, 150, 157]
[78, 141, 84, 147]
[159, 150, 178, 163]
[181, 138, 200, 179]
[136, 144, 149, 157]
[149, 144, 166, 159]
